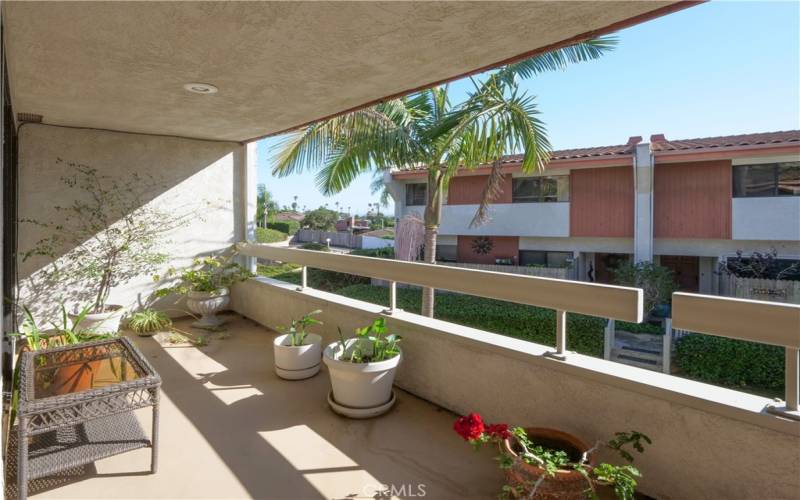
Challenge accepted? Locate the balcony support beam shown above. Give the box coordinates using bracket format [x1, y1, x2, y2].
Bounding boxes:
[383, 280, 398, 315]
[546, 309, 568, 360]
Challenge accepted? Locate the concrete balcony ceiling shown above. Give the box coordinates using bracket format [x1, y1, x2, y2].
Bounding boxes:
[2, 1, 690, 142]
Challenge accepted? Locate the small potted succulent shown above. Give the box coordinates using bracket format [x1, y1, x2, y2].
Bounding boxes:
[454, 412, 651, 499]
[273, 310, 323, 380]
[154, 254, 253, 328]
[323, 317, 401, 418]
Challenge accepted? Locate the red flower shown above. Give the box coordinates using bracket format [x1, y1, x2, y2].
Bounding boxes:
[453, 413, 485, 441]
[486, 423, 510, 440]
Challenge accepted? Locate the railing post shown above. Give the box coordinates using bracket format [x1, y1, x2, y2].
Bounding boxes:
[546, 310, 568, 360]
[297, 266, 308, 291]
[767, 347, 800, 420]
[786, 347, 799, 412]
[662, 318, 672, 375]
[383, 281, 398, 315]
[604, 319, 615, 360]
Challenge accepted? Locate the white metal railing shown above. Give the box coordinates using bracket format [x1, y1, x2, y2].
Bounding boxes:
[241, 242, 800, 420]
[239, 242, 643, 359]
[672, 292, 800, 420]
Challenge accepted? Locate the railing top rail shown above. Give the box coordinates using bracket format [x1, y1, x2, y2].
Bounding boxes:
[238, 242, 643, 322]
[672, 292, 800, 348]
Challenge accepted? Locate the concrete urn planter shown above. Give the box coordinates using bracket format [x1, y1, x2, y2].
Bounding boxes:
[69, 305, 125, 334]
[323, 338, 401, 418]
[273, 333, 322, 380]
[186, 288, 229, 328]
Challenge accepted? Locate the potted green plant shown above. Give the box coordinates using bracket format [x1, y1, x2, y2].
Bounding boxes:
[154, 254, 253, 328]
[21, 160, 191, 333]
[273, 310, 323, 380]
[128, 309, 173, 337]
[323, 317, 401, 418]
[454, 412, 651, 499]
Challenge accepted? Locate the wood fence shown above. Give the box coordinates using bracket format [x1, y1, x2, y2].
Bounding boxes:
[294, 229, 361, 249]
[719, 275, 800, 304]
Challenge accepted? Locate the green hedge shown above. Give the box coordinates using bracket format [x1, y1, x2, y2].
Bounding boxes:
[255, 227, 288, 243]
[675, 334, 784, 395]
[267, 220, 300, 235]
[300, 242, 330, 251]
[335, 284, 605, 357]
[350, 247, 395, 259]
[615, 321, 664, 335]
[257, 263, 368, 292]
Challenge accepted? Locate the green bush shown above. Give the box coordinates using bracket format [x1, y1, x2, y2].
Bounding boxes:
[675, 334, 783, 395]
[350, 247, 395, 259]
[615, 321, 664, 335]
[300, 242, 330, 251]
[257, 262, 368, 292]
[335, 284, 605, 357]
[255, 227, 288, 243]
[267, 220, 300, 235]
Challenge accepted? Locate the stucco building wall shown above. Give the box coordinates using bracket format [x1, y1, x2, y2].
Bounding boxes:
[16, 124, 246, 319]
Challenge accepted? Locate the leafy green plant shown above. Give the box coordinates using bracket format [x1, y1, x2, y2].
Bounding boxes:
[128, 309, 172, 335]
[267, 220, 300, 235]
[335, 317, 401, 363]
[279, 310, 322, 346]
[154, 254, 253, 296]
[350, 247, 395, 259]
[256, 227, 288, 243]
[300, 208, 339, 231]
[454, 413, 650, 500]
[675, 333, 783, 395]
[612, 261, 678, 316]
[21, 159, 192, 313]
[299, 242, 330, 252]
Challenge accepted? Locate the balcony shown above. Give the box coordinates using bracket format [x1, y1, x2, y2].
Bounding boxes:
[14, 314, 499, 499]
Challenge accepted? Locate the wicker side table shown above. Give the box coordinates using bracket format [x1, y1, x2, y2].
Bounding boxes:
[12, 337, 161, 500]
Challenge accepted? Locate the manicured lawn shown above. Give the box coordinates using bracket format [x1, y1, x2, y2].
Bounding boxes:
[256, 227, 288, 243]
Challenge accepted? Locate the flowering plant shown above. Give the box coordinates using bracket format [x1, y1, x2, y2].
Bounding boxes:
[453, 412, 650, 500]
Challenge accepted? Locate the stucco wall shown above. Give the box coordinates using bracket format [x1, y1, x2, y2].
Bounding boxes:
[732, 197, 800, 241]
[17, 124, 245, 319]
[439, 203, 570, 237]
[231, 277, 799, 500]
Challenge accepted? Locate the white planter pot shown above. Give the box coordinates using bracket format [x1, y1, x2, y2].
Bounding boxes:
[323, 338, 401, 418]
[273, 333, 322, 380]
[186, 288, 230, 328]
[69, 305, 125, 334]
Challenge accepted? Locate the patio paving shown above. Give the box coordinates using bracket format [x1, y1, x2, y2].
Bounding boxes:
[24, 314, 500, 499]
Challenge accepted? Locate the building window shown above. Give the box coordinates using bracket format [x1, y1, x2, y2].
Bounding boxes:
[518, 250, 572, 268]
[512, 176, 569, 203]
[733, 162, 800, 197]
[405, 183, 426, 206]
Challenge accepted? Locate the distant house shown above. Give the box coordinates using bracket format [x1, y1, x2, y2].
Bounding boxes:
[386, 130, 800, 293]
[335, 217, 371, 233]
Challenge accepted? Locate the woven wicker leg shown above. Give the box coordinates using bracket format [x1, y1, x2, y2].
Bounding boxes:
[151, 398, 159, 473]
[18, 417, 28, 500]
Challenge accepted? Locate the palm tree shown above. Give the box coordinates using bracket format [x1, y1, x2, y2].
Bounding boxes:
[272, 37, 616, 317]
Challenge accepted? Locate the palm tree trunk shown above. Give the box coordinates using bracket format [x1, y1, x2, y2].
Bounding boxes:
[421, 169, 443, 317]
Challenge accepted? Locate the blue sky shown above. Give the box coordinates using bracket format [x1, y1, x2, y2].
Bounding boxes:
[257, 1, 800, 215]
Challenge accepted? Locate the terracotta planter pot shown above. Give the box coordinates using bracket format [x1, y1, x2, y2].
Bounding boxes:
[186, 288, 230, 328]
[502, 428, 595, 500]
[50, 360, 103, 395]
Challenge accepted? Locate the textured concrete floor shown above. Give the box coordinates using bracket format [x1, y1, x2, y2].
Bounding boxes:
[28, 314, 500, 499]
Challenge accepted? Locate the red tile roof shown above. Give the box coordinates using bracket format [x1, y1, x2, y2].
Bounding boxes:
[650, 130, 800, 152]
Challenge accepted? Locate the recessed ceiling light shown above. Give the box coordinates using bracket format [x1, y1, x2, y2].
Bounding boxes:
[183, 83, 218, 94]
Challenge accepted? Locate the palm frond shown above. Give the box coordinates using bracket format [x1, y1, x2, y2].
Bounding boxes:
[470, 160, 506, 227]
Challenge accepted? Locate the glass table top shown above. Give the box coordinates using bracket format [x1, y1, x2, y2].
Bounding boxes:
[33, 348, 143, 399]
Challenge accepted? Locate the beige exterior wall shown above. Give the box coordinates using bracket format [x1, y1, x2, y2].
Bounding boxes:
[231, 277, 800, 500]
[17, 124, 245, 319]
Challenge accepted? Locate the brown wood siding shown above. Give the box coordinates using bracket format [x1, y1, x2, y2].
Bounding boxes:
[447, 175, 512, 205]
[570, 166, 634, 237]
[456, 236, 519, 264]
[654, 160, 731, 239]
